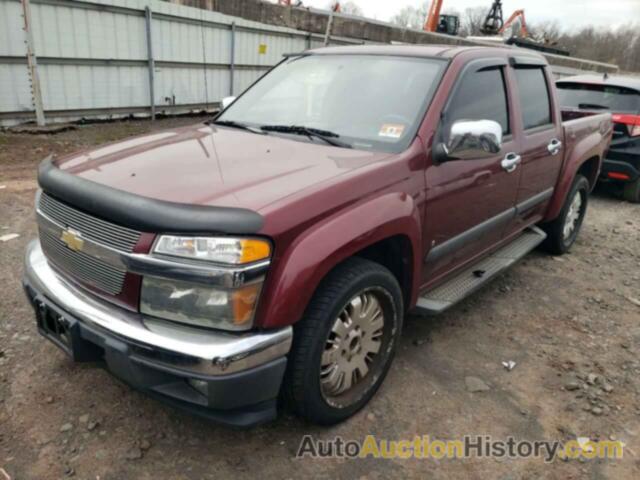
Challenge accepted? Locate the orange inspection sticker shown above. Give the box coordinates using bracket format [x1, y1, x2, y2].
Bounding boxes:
[379, 124, 405, 138]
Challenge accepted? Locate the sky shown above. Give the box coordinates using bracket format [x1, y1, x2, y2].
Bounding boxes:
[296, 0, 640, 30]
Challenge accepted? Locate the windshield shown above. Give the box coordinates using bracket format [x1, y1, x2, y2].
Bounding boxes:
[556, 82, 640, 114]
[218, 54, 446, 152]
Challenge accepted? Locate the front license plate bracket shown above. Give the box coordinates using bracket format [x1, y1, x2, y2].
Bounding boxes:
[33, 296, 104, 362]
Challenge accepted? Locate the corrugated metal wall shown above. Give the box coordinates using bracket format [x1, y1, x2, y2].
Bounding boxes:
[1, 0, 608, 127]
[0, 0, 364, 126]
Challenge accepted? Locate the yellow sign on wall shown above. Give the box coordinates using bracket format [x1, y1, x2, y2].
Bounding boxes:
[258, 44, 267, 54]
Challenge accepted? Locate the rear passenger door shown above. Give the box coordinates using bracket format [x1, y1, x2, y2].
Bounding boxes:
[509, 58, 564, 232]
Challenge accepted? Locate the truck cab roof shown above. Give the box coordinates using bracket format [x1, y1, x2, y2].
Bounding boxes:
[306, 44, 547, 63]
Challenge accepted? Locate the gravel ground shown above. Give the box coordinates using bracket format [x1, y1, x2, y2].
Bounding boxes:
[1, 118, 639, 479]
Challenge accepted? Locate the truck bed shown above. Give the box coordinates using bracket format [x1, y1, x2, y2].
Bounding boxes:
[561, 108, 609, 123]
[562, 110, 612, 143]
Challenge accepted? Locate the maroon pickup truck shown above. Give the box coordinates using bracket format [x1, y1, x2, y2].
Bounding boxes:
[23, 46, 612, 427]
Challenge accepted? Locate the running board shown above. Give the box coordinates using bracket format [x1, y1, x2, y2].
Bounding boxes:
[415, 226, 547, 315]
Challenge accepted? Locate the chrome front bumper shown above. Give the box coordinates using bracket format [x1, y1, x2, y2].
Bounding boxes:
[23, 239, 292, 376]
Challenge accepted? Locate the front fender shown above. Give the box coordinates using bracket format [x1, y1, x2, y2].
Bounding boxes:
[256, 192, 422, 329]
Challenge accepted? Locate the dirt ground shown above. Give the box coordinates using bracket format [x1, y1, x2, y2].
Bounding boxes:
[1, 117, 639, 479]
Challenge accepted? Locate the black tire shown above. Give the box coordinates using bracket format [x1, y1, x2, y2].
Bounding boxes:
[623, 178, 640, 203]
[283, 257, 403, 425]
[540, 174, 590, 255]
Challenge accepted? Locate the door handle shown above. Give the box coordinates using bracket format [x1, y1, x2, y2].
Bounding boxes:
[547, 139, 562, 155]
[501, 153, 521, 173]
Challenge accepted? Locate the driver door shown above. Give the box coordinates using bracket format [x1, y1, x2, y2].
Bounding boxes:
[422, 60, 521, 288]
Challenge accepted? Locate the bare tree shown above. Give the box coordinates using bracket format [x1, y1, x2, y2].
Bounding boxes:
[623, 30, 640, 72]
[390, 1, 429, 30]
[458, 6, 488, 37]
[550, 23, 640, 72]
[528, 20, 562, 45]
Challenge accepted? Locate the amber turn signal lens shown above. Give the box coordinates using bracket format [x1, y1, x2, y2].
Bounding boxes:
[239, 239, 271, 264]
[232, 283, 262, 325]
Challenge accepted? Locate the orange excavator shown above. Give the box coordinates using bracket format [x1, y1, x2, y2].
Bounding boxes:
[423, 0, 459, 36]
[500, 9, 529, 37]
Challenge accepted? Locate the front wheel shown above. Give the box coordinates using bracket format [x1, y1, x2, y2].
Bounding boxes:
[540, 175, 590, 255]
[283, 257, 403, 425]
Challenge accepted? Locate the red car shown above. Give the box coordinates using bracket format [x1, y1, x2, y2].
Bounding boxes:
[557, 74, 640, 202]
[24, 46, 612, 427]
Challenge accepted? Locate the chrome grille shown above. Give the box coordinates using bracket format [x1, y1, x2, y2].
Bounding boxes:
[37, 192, 141, 296]
[39, 192, 141, 252]
[39, 229, 127, 295]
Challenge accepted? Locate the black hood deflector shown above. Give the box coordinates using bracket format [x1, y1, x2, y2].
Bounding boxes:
[38, 156, 264, 235]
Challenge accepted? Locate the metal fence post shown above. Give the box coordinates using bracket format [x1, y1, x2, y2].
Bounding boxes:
[323, 10, 334, 46]
[229, 21, 236, 96]
[21, 0, 45, 126]
[144, 6, 156, 121]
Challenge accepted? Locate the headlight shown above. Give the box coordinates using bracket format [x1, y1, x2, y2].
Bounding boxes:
[142, 236, 271, 330]
[140, 276, 263, 331]
[154, 235, 270, 265]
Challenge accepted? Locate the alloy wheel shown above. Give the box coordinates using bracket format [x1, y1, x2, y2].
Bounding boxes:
[563, 190, 583, 241]
[320, 291, 385, 404]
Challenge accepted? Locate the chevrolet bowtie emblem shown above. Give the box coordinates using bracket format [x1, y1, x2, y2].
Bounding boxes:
[60, 229, 84, 252]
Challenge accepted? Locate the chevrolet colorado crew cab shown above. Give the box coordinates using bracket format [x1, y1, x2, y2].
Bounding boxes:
[556, 74, 640, 202]
[23, 46, 613, 427]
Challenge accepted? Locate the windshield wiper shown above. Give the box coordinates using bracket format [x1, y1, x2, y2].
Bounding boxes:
[260, 125, 352, 148]
[208, 119, 265, 134]
[578, 103, 610, 110]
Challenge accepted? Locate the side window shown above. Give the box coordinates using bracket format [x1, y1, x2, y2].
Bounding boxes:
[447, 68, 510, 134]
[514, 67, 552, 130]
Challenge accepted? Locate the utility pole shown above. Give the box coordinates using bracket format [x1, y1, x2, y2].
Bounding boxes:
[21, 0, 45, 126]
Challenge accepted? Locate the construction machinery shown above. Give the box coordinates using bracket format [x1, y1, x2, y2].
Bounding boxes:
[482, 1, 530, 39]
[481, 1, 569, 56]
[500, 9, 528, 37]
[423, 0, 459, 36]
[481, 0, 504, 35]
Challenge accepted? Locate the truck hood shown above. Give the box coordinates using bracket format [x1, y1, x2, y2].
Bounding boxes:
[54, 123, 392, 212]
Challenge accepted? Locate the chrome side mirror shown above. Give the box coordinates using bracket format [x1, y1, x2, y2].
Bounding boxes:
[441, 119, 503, 161]
[221, 96, 236, 110]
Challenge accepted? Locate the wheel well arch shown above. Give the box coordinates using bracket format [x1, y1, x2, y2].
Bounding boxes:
[351, 235, 414, 309]
[256, 192, 422, 329]
[577, 155, 601, 190]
